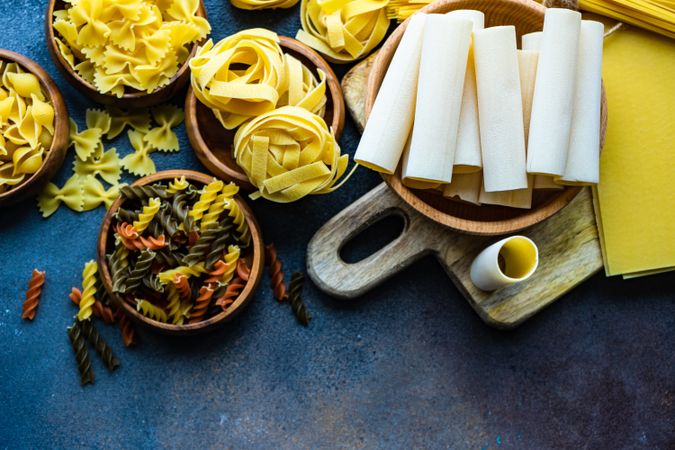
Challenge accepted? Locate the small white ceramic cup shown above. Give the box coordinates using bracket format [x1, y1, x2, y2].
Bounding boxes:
[470, 235, 539, 291]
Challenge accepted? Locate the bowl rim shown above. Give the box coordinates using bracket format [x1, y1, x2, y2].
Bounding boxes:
[185, 35, 346, 191]
[365, 0, 608, 236]
[0, 49, 69, 205]
[96, 169, 266, 335]
[44, 0, 207, 104]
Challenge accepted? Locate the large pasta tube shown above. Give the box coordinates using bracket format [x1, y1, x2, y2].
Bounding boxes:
[473, 26, 528, 192]
[526, 8, 582, 176]
[470, 236, 539, 291]
[402, 15, 472, 184]
[353, 14, 427, 174]
[521, 31, 562, 190]
[448, 10, 484, 174]
[559, 20, 604, 185]
[443, 171, 482, 205]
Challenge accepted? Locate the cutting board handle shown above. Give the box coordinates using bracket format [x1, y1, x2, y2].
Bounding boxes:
[307, 183, 441, 299]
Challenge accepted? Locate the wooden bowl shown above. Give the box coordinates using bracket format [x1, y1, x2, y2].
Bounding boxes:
[97, 170, 265, 335]
[185, 36, 346, 191]
[366, 0, 608, 236]
[45, 0, 207, 109]
[0, 49, 69, 207]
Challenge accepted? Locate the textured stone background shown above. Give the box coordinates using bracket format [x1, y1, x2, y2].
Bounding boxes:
[0, 1, 673, 448]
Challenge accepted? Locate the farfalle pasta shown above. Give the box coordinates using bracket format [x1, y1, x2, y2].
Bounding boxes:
[52, 0, 211, 97]
[296, 0, 390, 63]
[0, 61, 54, 194]
[189, 29, 327, 130]
[233, 106, 352, 203]
[231, 0, 299, 10]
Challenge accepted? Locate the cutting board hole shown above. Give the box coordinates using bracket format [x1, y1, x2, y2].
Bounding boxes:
[340, 214, 405, 264]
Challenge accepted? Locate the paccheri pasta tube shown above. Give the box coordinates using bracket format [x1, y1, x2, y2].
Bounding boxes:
[526, 8, 582, 177]
[296, 0, 390, 63]
[353, 14, 426, 174]
[189, 29, 327, 130]
[559, 20, 604, 185]
[52, 0, 210, 97]
[401, 15, 472, 185]
[473, 26, 528, 193]
[0, 61, 54, 194]
[448, 9, 484, 175]
[443, 172, 482, 205]
[233, 106, 352, 203]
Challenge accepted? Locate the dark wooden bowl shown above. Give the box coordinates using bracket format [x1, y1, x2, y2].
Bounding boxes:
[185, 36, 345, 190]
[97, 170, 265, 335]
[366, 0, 608, 236]
[45, 0, 207, 109]
[0, 49, 69, 207]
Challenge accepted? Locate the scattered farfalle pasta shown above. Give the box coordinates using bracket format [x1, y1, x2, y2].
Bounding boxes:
[144, 105, 184, 152]
[105, 178, 251, 326]
[231, 0, 299, 10]
[21, 269, 45, 320]
[296, 0, 390, 63]
[0, 60, 54, 194]
[234, 106, 353, 203]
[121, 130, 158, 176]
[73, 147, 121, 185]
[52, 0, 211, 97]
[189, 29, 327, 130]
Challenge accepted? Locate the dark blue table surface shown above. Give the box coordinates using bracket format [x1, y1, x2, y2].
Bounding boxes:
[1, 1, 674, 449]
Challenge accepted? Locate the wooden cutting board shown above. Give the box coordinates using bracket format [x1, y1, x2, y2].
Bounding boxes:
[306, 54, 604, 329]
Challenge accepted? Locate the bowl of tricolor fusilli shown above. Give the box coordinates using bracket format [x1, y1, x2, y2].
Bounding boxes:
[97, 170, 265, 335]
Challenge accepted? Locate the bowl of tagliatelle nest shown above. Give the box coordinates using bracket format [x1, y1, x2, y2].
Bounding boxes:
[97, 170, 265, 335]
[185, 29, 347, 197]
[45, 0, 209, 108]
[362, 0, 608, 236]
[0, 49, 69, 207]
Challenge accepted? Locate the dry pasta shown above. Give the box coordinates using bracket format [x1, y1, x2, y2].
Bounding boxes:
[231, 0, 299, 10]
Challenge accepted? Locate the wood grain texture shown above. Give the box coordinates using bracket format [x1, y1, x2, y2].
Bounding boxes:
[307, 44, 605, 328]
[185, 36, 345, 191]
[365, 0, 608, 236]
[97, 170, 265, 335]
[45, 0, 207, 108]
[0, 49, 69, 207]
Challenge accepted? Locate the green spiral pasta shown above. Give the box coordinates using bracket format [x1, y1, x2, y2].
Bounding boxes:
[287, 272, 311, 326]
[154, 248, 184, 267]
[114, 207, 138, 224]
[170, 188, 196, 232]
[80, 320, 120, 372]
[142, 273, 165, 293]
[205, 220, 235, 269]
[153, 204, 181, 239]
[108, 244, 130, 293]
[67, 321, 94, 385]
[123, 250, 156, 293]
[183, 224, 223, 266]
[120, 184, 170, 200]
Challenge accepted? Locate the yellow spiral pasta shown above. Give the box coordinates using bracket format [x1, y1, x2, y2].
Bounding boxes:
[200, 182, 239, 231]
[53, 0, 211, 97]
[158, 263, 207, 284]
[296, 0, 390, 63]
[0, 61, 54, 194]
[166, 285, 184, 325]
[189, 29, 327, 130]
[221, 245, 241, 285]
[167, 176, 189, 195]
[136, 299, 168, 322]
[224, 199, 251, 245]
[231, 0, 299, 10]
[233, 106, 353, 203]
[133, 197, 161, 232]
[189, 179, 224, 224]
[77, 260, 98, 322]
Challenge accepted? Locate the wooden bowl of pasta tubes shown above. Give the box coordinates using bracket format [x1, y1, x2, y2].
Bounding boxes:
[0, 49, 69, 207]
[185, 30, 346, 192]
[45, 0, 209, 109]
[97, 170, 265, 335]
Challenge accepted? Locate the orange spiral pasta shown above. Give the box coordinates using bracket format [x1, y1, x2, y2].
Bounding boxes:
[115, 310, 137, 348]
[172, 274, 192, 302]
[116, 222, 139, 240]
[21, 269, 45, 320]
[265, 244, 287, 301]
[119, 234, 167, 251]
[215, 277, 245, 310]
[204, 260, 229, 285]
[236, 259, 251, 282]
[69, 288, 116, 325]
[189, 285, 215, 324]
